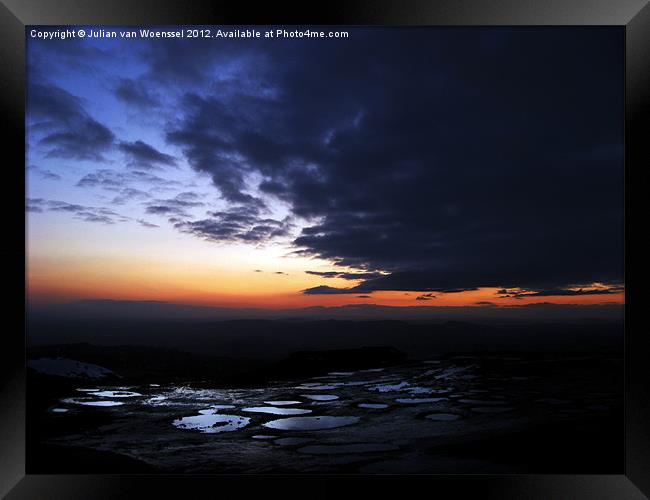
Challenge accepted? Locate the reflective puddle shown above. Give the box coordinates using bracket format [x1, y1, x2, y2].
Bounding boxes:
[173, 413, 251, 433]
[296, 384, 340, 390]
[301, 395, 339, 401]
[62, 398, 124, 407]
[198, 405, 236, 414]
[145, 395, 168, 405]
[242, 406, 312, 415]
[358, 403, 388, 409]
[395, 397, 448, 404]
[263, 416, 360, 431]
[92, 390, 143, 398]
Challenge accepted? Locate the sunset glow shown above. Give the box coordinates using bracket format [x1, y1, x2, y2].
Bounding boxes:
[26, 27, 624, 314]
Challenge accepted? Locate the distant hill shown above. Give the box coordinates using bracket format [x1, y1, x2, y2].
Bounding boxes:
[28, 298, 624, 323]
[27, 308, 623, 360]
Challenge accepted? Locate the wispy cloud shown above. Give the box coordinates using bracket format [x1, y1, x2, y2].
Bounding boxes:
[76, 169, 181, 193]
[137, 219, 160, 228]
[26, 198, 130, 224]
[171, 205, 293, 244]
[28, 83, 115, 161]
[144, 192, 205, 218]
[119, 140, 177, 170]
[114, 78, 161, 108]
[27, 165, 61, 181]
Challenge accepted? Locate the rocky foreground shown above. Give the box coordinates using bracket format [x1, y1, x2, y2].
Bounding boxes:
[29, 352, 622, 473]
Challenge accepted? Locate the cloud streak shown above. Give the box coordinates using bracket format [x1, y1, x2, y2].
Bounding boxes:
[119, 140, 177, 170]
[27, 198, 130, 224]
[114, 78, 160, 108]
[28, 83, 114, 161]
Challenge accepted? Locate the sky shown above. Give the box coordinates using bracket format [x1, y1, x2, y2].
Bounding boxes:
[26, 27, 624, 311]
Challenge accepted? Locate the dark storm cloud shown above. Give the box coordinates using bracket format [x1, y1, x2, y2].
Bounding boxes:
[496, 285, 624, 298]
[305, 270, 383, 280]
[171, 205, 293, 244]
[114, 78, 160, 108]
[27, 83, 115, 161]
[152, 29, 623, 293]
[165, 92, 273, 207]
[302, 285, 356, 295]
[301, 280, 480, 295]
[118, 140, 177, 170]
[305, 271, 339, 278]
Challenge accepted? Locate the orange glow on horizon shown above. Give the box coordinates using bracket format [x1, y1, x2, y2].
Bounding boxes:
[28, 279, 625, 310]
[27, 247, 624, 309]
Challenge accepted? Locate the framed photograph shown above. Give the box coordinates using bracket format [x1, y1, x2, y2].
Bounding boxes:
[2, 0, 647, 498]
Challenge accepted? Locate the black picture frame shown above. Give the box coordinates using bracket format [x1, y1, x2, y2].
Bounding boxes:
[2, 0, 647, 498]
